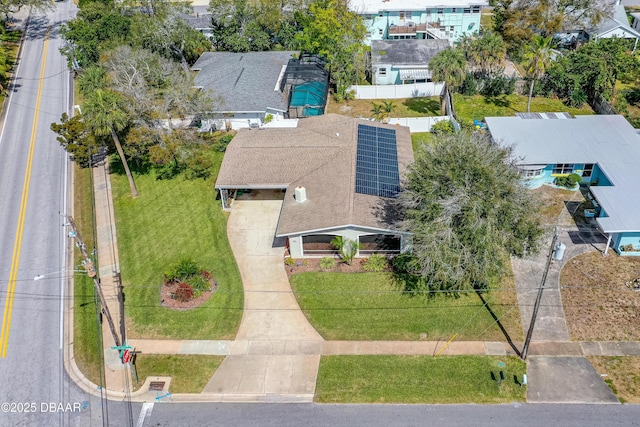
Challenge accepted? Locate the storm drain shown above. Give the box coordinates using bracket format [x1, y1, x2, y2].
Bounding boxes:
[149, 381, 165, 391]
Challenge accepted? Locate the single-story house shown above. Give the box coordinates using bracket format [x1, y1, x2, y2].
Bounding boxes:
[557, 5, 640, 48]
[215, 114, 414, 258]
[486, 114, 640, 256]
[371, 39, 451, 85]
[178, 12, 213, 40]
[192, 52, 329, 130]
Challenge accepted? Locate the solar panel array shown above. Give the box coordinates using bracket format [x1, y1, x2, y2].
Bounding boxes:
[355, 124, 400, 198]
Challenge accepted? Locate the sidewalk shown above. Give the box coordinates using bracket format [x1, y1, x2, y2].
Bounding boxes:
[68, 164, 631, 404]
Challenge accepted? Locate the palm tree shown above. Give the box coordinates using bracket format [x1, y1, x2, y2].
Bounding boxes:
[77, 66, 107, 97]
[370, 102, 384, 121]
[83, 89, 139, 197]
[522, 35, 553, 113]
[428, 47, 467, 115]
[381, 100, 395, 121]
[464, 32, 506, 77]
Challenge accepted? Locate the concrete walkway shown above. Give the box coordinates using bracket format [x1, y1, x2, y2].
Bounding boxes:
[511, 189, 615, 403]
[201, 200, 323, 400]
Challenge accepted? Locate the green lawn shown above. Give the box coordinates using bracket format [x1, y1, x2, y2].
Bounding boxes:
[133, 355, 224, 393]
[316, 355, 526, 403]
[411, 132, 434, 153]
[328, 97, 441, 118]
[73, 164, 103, 386]
[111, 152, 243, 339]
[453, 93, 594, 126]
[290, 272, 523, 341]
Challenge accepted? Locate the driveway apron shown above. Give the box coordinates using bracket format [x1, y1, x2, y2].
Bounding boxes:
[202, 200, 323, 400]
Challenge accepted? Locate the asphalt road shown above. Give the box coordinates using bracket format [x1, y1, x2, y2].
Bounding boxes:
[0, 3, 135, 426]
[136, 402, 640, 426]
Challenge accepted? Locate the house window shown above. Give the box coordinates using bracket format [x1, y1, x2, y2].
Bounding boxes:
[452, 8, 457, 13]
[378, 28, 383, 36]
[582, 163, 594, 177]
[463, 8, 471, 13]
[472, 6, 481, 13]
[450, 26, 455, 32]
[379, 67, 387, 76]
[519, 167, 545, 178]
[399, 11, 405, 20]
[437, 8, 443, 14]
[379, 13, 383, 17]
[553, 163, 574, 174]
[406, 11, 412, 20]
[359, 234, 401, 254]
[302, 234, 338, 255]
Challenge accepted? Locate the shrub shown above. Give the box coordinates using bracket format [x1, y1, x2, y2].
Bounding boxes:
[567, 173, 582, 187]
[173, 283, 194, 302]
[431, 120, 454, 135]
[362, 254, 389, 272]
[188, 274, 210, 292]
[165, 258, 199, 282]
[460, 73, 477, 96]
[284, 257, 296, 267]
[319, 257, 337, 270]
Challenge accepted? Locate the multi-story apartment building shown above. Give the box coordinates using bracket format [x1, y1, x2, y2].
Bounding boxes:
[350, 0, 487, 43]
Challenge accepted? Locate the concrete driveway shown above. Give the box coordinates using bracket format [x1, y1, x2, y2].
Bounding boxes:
[202, 200, 323, 401]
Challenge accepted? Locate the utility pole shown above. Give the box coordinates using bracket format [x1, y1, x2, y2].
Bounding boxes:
[521, 228, 558, 359]
[66, 215, 122, 348]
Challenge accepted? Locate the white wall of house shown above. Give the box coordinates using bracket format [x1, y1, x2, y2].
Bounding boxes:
[286, 226, 411, 258]
[348, 82, 445, 99]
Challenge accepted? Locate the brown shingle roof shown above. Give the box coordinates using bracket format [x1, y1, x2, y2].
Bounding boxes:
[214, 114, 413, 235]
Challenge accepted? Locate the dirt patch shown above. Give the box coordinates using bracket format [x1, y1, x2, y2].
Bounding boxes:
[160, 280, 217, 311]
[561, 251, 640, 341]
[532, 185, 579, 225]
[588, 356, 640, 403]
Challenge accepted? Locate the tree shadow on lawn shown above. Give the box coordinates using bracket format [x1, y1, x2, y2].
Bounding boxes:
[483, 94, 512, 110]
[476, 290, 522, 357]
[403, 97, 441, 116]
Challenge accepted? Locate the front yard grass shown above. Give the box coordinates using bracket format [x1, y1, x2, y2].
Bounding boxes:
[316, 355, 526, 403]
[328, 97, 441, 118]
[453, 93, 594, 126]
[73, 163, 103, 386]
[588, 356, 640, 403]
[290, 272, 523, 341]
[111, 152, 243, 339]
[132, 355, 224, 393]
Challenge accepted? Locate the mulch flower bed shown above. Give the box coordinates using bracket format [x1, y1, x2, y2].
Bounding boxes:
[285, 257, 369, 277]
[160, 279, 217, 311]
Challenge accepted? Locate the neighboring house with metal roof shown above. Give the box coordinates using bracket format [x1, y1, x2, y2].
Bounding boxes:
[371, 39, 450, 84]
[486, 114, 640, 256]
[215, 114, 414, 258]
[192, 51, 297, 129]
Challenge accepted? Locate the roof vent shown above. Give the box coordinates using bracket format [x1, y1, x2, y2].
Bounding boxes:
[294, 186, 307, 203]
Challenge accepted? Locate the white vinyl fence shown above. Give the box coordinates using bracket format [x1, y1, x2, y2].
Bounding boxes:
[386, 116, 449, 133]
[348, 83, 445, 99]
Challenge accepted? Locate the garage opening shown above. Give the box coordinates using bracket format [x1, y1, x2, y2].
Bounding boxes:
[359, 234, 401, 255]
[302, 234, 338, 256]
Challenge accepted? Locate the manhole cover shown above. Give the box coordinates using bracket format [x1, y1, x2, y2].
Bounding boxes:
[149, 381, 165, 391]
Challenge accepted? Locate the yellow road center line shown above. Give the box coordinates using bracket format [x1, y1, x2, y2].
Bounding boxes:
[0, 28, 50, 358]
